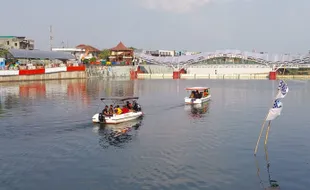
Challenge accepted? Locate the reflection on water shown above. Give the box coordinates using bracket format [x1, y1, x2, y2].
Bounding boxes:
[0, 79, 136, 116]
[255, 147, 280, 190]
[184, 101, 210, 118]
[94, 119, 142, 149]
[0, 79, 309, 190]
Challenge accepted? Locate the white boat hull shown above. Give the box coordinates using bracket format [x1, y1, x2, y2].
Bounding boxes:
[92, 111, 143, 124]
[184, 95, 211, 104]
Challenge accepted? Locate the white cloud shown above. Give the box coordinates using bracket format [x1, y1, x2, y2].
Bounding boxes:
[140, 0, 212, 13]
[138, 0, 248, 13]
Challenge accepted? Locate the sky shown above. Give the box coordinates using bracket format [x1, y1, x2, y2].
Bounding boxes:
[2, 0, 310, 54]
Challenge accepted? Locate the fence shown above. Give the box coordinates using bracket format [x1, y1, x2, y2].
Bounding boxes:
[0, 65, 85, 76]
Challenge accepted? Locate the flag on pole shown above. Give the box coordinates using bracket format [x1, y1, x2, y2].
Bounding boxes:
[254, 80, 289, 155]
[266, 80, 288, 121]
[266, 99, 283, 121]
[275, 80, 289, 99]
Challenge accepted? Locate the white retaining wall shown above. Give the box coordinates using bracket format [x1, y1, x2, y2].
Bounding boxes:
[187, 67, 272, 75]
[0, 70, 19, 76]
[45, 67, 67, 73]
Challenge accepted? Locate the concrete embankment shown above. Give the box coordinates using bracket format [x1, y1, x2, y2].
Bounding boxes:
[0, 71, 86, 82]
[86, 65, 173, 78]
[277, 75, 310, 79]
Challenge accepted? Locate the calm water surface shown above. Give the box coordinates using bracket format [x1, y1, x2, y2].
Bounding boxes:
[0, 79, 310, 190]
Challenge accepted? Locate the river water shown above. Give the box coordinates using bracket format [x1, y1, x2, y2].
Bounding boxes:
[0, 79, 309, 190]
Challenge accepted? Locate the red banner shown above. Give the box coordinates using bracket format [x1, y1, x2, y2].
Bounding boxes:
[66, 65, 86, 72]
[19, 68, 45, 75]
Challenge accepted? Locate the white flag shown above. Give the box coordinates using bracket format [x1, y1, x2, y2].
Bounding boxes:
[266, 107, 283, 121]
[275, 80, 289, 99]
[266, 99, 283, 121]
[275, 87, 289, 99]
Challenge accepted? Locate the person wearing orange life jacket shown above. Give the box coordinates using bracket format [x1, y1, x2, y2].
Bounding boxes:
[203, 89, 208, 97]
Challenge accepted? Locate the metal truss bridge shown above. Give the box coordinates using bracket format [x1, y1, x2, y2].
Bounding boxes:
[135, 50, 310, 70]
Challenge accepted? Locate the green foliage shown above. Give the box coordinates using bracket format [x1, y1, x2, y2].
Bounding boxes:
[0, 48, 8, 57]
[89, 57, 96, 63]
[83, 58, 89, 64]
[128, 47, 136, 50]
[98, 49, 110, 60]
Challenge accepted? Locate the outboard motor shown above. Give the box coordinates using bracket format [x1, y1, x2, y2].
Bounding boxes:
[98, 113, 105, 123]
[137, 104, 142, 111]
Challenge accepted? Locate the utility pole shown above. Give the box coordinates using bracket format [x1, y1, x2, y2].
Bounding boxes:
[49, 25, 53, 51]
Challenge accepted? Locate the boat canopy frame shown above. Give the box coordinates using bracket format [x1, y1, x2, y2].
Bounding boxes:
[99, 96, 139, 107]
[185, 87, 210, 92]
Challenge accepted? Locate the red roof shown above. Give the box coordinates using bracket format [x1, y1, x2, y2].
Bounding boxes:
[76, 44, 100, 52]
[110, 42, 131, 51]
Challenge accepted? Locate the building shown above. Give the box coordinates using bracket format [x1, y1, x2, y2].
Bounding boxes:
[145, 50, 175, 57]
[109, 42, 133, 63]
[52, 44, 100, 61]
[2, 48, 75, 68]
[144, 49, 201, 57]
[0, 36, 34, 50]
[75, 44, 100, 60]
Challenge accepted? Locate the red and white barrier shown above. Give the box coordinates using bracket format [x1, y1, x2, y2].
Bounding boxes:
[0, 65, 86, 76]
[45, 67, 67, 73]
[0, 70, 19, 76]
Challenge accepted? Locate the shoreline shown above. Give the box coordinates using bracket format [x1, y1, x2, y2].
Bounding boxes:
[1, 71, 310, 83]
[0, 71, 86, 83]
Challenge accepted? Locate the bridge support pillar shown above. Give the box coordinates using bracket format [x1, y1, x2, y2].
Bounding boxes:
[130, 66, 144, 80]
[130, 70, 137, 80]
[173, 71, 180, 79]
[269, 71, 276, 80]
[173, 68, 186, 79]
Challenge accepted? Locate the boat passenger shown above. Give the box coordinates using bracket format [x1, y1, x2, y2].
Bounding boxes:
[102, 105, 109, 116]
[204, 90, 208, 97]
[194, 90, 200, 98]
[126, 101, 133, 109]
[115, 105, 123, 115]
[189, 91, 195, 98]
[108, 105, 114, 115]
[122, 105, 129, 114]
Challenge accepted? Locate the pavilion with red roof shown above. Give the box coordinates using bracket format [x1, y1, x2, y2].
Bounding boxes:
[109, 41, 133, 64]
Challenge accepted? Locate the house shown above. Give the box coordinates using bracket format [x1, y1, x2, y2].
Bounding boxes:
[0, 36, 34, 50]
[109, 42, 133, 63]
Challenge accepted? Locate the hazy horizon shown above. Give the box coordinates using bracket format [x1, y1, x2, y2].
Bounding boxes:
[2, 0, 310, 54]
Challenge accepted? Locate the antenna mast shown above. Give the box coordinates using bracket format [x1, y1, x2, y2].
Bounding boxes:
[49, 25, 53, 51]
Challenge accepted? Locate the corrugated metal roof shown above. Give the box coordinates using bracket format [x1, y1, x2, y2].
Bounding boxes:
[8, 49, 75, 60]
[0, 36, 16, 39]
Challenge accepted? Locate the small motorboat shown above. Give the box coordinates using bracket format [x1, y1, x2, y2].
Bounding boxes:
[184, 87, 211, 104]
[92, 96, 143, 124]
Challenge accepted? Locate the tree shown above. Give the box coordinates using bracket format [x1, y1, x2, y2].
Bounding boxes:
[128, 47, 137, 50]
[83, 58, 89, 64]
[98, 49, 110, 60]
[89, 57, 96, 64]
[0, 47, 8, 58]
